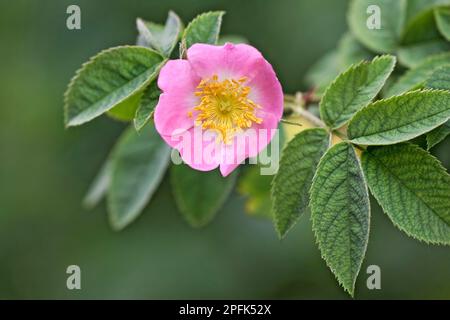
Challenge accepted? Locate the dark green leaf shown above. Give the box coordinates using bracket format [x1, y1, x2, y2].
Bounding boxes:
[107, 124, 171, 230]
[310, 142, 370, 296]
[320, 55, 396, 129]
[272, 128, 330, 238]
[171, 165, 237, 227]
[64, 46, 165, 127]
[348, 90, 450, 145]
[134, 82, 160, 131]
[427, 120, 450, 149]
[182, 11, 225, 49]
[362, 143, 450, 245]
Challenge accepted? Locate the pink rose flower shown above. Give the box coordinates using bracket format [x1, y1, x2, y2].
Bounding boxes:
[154, 43, 283, 176]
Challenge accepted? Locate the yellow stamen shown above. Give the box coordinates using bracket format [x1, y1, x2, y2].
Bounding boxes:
[189, 74, 262, 143]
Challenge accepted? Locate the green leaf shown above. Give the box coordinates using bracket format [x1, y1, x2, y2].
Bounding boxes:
[171, 165, 237, 227]
[406, 0, 450, 22]
[427, 120, 450, 149]
[82, 158, 111, 209]
[435, 6, 450, 41]
[136, 11, 183, 57]
[398, 40, 450, 68]
[398, 8, 450, 68]
[107, 124, 171, 230]
[134, 82, 160, 131]
[106, 89, 143, 122]
[386, 52, 450, 97]
[348, 0, 406, 53]
[424, 67, 450, 148]
[182, 11, 225, 49]
[64, 46, 165, 127]
[272, 128, 330, 238]
[362, 143, 450, 245]
[320, 55, 396, 129]
[401, 8, 442, 45]
[348, 89, 450, 145]
[310, 142, 370, 296]
[425, 64, 450, 89]
[237, 165, 273, 219]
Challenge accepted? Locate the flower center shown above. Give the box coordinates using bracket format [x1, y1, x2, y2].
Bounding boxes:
[189, 75, 262, 143]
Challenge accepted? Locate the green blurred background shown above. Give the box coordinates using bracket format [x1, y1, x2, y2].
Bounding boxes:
[0, 0, 449, 299]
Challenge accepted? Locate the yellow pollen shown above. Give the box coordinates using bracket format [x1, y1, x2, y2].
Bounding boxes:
[189, 74, 262, 143]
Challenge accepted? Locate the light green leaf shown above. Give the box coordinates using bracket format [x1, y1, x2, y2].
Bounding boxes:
[107, 124, 171, 230]
[182, 11, 225, 49]
[272, 128, 330, 238]
[134, 82, 160, 131]
[82, 158, 111, 209]
[398, 40, 450, 68]
[136, 11, 183, 57]
[106, 89, 143, 122]
[406, 0, 450, 22]
[237, 165, 273, 219]
[435, 6, 450, 41]
[348, 90, 450, 145]
[320, 55, 396, 129]
[348, 0, 406, 53]
[425, 64, 450, 89]
[398, 8, 450, 68]
[362, 143, 450, 245]
[310, 142, 370, 296]
[64, 46, 165, 127]
[170, 165, 237, 228]
[386, 52, 450, 97]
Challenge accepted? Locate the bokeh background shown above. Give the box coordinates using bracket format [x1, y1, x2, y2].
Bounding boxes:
[0, 0, 449, 299]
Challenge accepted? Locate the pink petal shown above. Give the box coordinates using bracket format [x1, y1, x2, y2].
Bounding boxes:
[247, 59, 284, 120]
[154, 60, 200, 136]
[164, 126, 221, 171]
[187, 43, 264, 80]
[219, 112, 279, 177]
[187, 43, 284, 120]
